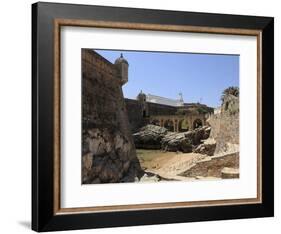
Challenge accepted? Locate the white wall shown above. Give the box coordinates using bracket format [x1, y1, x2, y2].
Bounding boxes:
[0, 0, 279, 233]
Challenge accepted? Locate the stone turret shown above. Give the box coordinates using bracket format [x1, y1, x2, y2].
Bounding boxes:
[137, 90, 146, 102]
[137, 90, 148, 117]
[115, 53, 129, 85]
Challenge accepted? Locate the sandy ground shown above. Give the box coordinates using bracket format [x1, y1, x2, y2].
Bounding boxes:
[136, 149, 207, 181]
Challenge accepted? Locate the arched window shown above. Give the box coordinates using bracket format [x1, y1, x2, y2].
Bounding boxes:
[143, 110, 146, 117]
[193, 119, 203, 129]
[164, 119, 174, 131]
[179, 119, 189, 132]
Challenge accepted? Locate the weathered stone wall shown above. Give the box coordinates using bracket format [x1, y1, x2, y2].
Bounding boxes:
[146, 102, 178, 116]
[208, 112, 239, 144]
[82, 49, 142, 184]
[124, 99, 178, 133]
[124, 98, 146, 133]
[208, 112, 239, 154]
[82, 49, 119, 127]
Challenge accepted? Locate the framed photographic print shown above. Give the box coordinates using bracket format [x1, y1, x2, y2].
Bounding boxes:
[32, 2, 274, 232]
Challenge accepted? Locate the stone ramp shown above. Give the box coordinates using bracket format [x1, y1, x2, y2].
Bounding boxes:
[179, 152, 239, 178]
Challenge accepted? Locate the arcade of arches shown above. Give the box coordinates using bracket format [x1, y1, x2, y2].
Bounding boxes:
[149, 114, 206, 132]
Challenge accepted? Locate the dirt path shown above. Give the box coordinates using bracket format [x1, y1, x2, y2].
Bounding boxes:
[136, 149, 206, 181]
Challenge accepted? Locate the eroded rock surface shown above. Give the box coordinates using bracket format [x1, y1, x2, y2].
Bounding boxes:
[133, 125, 168, 149]
[194, 138, 216, 156]
[82, 128, 142, 183]
[161, 132, 193, 153]
[133, 125, 211, 153]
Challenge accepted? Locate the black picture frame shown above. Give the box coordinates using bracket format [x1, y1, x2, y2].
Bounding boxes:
[32, 2, 274, 232]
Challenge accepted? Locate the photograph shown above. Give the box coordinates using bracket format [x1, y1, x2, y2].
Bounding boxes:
[82, 49, 240, 184]
[30, 2, 274, 231]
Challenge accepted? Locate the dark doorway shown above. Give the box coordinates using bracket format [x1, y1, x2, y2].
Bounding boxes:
[193, 119, 203, 129]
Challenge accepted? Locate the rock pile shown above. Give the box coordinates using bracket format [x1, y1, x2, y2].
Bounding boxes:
[133, 124, 211, 153]
[194, 138, 216, 156]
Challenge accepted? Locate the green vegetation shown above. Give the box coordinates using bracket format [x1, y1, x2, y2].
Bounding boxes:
[221, 86, 239, 103]
[220, 86, 239, 114]
[197, 107, 208, 114]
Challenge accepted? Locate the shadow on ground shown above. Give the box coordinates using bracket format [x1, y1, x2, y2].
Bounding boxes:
[18, 221, 31, 230]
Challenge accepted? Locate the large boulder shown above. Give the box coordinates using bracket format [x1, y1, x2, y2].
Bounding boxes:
[132, 124, 168, 149]
[161, 132, 193, 153]
[160, 126, 211, 153]
[133, 125, 211, 153]
[184, 126, 211, 145]
[194, 138, 216, 156]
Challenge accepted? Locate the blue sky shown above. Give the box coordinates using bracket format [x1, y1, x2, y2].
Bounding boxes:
[95, 49, 239, 108]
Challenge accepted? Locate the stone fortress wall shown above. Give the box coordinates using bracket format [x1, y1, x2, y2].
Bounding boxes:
[82, 49, 120, 128]
[124, 98, 178, 133]
[82, 49, 142, 184]
[124, 97, 212, 133]
[207, 95, 239, 154]
[208, 112, 239, 153]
